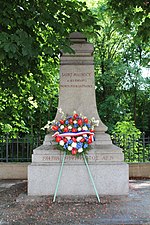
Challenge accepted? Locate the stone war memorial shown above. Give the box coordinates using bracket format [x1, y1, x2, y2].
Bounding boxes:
[28, 32, 129, 199]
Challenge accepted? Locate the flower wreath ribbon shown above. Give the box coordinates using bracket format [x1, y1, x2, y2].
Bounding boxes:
[52, 131, 95, 141]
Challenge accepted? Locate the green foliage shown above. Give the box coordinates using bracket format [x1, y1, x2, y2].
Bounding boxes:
[0, 0, 96, 86]
[0, 0, 150, 141]
[0, 123, 13, 133]
[0, 59, 59, 136]
[88, 1, 150, 134]
[0, 0, 97, 136]
[90, 3, 128, 130]
[112, 115, 141, 138]
[112, 116, 142, 162]
[107, 0, 150, 42]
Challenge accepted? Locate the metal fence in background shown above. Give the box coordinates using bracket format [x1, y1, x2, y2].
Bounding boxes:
[0, 135, 44, 162]
[112, 133, 150, 162]
[0, 133, 150, 162]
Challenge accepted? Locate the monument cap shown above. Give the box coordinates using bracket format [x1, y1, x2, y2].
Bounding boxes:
[69, 32, 87, 43]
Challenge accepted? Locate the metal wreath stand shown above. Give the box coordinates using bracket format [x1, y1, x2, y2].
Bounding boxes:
[53, 151, 100, 203]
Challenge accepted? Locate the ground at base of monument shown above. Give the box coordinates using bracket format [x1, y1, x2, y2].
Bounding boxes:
[0, 180, 150, 225]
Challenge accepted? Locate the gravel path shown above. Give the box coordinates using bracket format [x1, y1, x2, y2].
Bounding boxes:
[0, 180, 150, 225]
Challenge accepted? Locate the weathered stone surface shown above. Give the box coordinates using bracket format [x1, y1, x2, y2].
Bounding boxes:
[55, 32, 107, 132]
[28, 163, 129, 195]
[28, 32, 129, 196]
[32, 144, 124, 163]
[32, 153, 124, 164]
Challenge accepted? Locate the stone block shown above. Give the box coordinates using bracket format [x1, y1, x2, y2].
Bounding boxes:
[28, 162, 129, 196]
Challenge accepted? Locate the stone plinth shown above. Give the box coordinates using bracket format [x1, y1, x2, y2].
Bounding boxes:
[28, 162, 128, 196]
[28, 138, 129, 195]
[28, 32, 129, 196]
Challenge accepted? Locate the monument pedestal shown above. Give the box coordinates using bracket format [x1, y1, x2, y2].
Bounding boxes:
[28, 135, 129, 196]
[28, 162, 128, 196]
[28, 32, 129, 196]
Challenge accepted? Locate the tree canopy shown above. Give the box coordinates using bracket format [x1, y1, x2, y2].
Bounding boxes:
[0, 0, 96, 87]
[90, 0, 150, 134]
[0, 0, 97, 135]
[0, 0, 150, 137]
[107, 0, 150, 42]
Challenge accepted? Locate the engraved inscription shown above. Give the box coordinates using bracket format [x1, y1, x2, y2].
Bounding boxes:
[88, 155, 96, 160]
[60, 84, 93, 88]
[61, 72, 93, 88]
[65, 155, 83, 161]
[102, 155, 114, 161]
[42, 154, 114, 162]
[42, 156, 60, 161]
[62, 72, 92, 78]
[96, 155, 114, 161]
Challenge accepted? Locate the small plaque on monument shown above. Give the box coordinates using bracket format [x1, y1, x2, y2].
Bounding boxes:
[28, 32, 129, 197]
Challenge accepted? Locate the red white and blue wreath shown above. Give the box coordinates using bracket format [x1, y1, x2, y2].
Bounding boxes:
[44, 109, 99, 156]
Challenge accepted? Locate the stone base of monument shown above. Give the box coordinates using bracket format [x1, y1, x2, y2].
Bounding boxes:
[28, 137, 129, 196]
[28, 162, 128, 196]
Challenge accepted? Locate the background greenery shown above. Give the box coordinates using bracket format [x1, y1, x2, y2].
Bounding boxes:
[0, 0, 149, 138]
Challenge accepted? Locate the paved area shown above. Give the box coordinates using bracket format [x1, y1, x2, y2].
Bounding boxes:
[0, 179, 150, 225]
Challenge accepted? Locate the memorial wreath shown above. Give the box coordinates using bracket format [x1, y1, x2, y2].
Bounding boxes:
[44, 109, 101, 203]
[44, 109, 99, 156]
